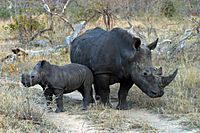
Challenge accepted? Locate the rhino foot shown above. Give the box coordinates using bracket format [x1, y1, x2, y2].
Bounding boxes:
[90, 97, 95, 103]
[116, 103, 129, 110]
[102, 102, 113, 108]
[55, 108, 65, 113]
[95, 95, 101, 101]
[82, 106, 87, 110]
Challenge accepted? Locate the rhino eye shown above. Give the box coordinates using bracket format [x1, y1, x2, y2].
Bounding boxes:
[143, 72, 148, 76]
[31, 76, 35, 79]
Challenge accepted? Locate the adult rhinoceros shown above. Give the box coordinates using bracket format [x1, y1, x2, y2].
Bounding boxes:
[70, 27, 178, 109]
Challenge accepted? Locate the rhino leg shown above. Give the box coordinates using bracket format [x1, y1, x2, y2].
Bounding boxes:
[43, 88, 53, 111]
[54, 89, 65, 113]
[116, 80, 133, 110]
[78, 86, 94, 104]
[95, 74, 112, 107]
[94, 83, 101, 101]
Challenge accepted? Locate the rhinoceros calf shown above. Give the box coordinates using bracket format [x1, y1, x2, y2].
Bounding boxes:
[21, 60, 94, 113]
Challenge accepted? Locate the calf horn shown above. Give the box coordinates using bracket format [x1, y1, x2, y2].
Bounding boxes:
[160, 69, 178, 88]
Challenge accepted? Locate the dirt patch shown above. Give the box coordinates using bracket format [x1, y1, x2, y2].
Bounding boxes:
[44, 91, 200, 133]
[46, 113, 96, 133]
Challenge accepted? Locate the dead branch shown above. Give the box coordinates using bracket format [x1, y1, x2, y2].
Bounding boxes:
[29, 27, 53, 41]
[52, 12, 74, 31]
[29, 0, 74, 42]
[158, 39, 172, 45]
[64, 21, 86, 45]
[40, 35, 53, 45]
[62, 0, 71, 15]
[179, 30, 192, 44]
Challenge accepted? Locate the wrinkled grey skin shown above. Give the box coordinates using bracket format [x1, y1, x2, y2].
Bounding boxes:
[21, 60, 94, 113]
[70, 27, 178, 110]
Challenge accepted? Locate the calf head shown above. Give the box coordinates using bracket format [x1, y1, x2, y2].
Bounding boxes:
[128, 38, 178, 98]
[21, 60, 50, 87]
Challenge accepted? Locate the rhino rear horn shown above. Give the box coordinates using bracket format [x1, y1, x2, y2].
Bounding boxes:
[160, 68, 178, 88]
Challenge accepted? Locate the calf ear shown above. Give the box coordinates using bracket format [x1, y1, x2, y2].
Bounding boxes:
[40, 60, 47, 68]
[133, 37, 141, 49]
[148, 38, 158, 50]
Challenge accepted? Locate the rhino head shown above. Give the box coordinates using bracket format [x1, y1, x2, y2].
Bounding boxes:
[127, 38, 178, 98]
[21, 60, 49, 87]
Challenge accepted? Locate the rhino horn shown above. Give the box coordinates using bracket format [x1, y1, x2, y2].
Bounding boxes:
[160, 68, 178, 88]
[155, 67, 162, 75]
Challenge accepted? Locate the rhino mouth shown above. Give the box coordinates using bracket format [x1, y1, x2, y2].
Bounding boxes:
[21, 73, 32, 87]
[21, 81, 31, 87]
[148, 90, 164, 98]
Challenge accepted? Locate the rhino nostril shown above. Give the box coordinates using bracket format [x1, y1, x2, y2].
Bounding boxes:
[31, 76, 35, 79]
[143, 72, 148, 76]
[151, 91, 157, 95]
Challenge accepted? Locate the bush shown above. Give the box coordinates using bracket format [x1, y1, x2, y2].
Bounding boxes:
[161, 0, 176, 18]
[0, 7, 11, 19]
[4, 15, 45, 33]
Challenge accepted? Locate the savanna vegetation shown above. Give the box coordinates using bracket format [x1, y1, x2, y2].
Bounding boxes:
[0, 0, 199, 132]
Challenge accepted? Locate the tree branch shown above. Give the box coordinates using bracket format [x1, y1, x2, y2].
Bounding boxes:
[29, 27, 53, 41]
[61, 0, 71, 15]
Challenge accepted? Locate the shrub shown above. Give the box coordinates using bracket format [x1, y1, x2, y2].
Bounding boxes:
[5, 15, 45, 33]
[161, 0, 176, 18]
[0, 7, 11, 19]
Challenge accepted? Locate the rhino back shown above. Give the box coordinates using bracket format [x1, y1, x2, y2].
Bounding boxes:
[70, 27, 135, 78]
[46, 63, 93, 91]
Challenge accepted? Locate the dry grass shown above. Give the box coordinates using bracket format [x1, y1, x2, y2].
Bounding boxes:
[0, 79, 60, 132]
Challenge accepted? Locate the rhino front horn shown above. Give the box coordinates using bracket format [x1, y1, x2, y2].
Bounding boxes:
[160, 69, 178, 88]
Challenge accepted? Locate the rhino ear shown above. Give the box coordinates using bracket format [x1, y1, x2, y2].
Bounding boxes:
[133, 37, 141, 49]
[40, 60, 47, 68]
[148, 38, 158, 50]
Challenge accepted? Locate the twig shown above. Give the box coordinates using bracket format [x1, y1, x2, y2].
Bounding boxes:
[29, 27, 53, 41]
[61, 0, 71, 15]
[52, 13, 74, 31]
[179, 31, 192, 44]
[158, 39, 172, 46]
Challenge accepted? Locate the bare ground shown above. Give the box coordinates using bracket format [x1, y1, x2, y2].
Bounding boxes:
[45, 91, 200, 133]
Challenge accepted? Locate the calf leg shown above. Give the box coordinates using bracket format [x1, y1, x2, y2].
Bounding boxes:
[43, 88, 53, 109]
[54, 89, 65, 113]
[95, 74, 111, 107]
[82, 83, 93, 110]
[78, 86, 95, 104]
[116, 80, 133, 110]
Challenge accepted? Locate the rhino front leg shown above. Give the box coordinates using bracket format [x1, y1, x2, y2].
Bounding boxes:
[43, 88, 53, 110]
[95, 74, 111, 107]
[54, 89, 65, 113]
[116, 80, 133, 110]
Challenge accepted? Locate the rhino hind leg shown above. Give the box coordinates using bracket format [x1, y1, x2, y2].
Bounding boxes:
[78, 86, 94, 104]
[116, 80, 133, 110]
[95, 75, 112, 107]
